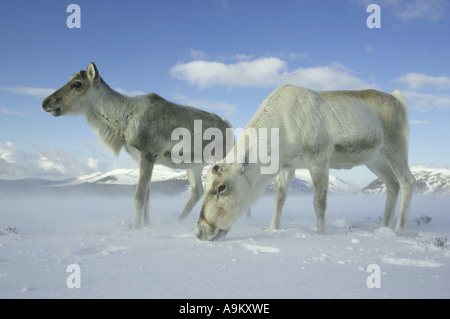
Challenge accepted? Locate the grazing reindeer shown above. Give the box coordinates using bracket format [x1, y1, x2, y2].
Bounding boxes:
[196, 85, 415, 241]
[42, 62, 231, 229]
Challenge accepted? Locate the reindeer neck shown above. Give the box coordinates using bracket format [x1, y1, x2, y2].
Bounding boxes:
[246, 163, 276, 190]
[85, 80, 135, 155]
[229, 131, 280, 201]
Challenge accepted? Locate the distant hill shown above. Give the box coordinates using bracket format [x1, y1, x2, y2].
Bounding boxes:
[361, 167, 450, 195]
[0, 165, 358, 196]
[5, 166, 449, 197]
[267, 169, 359, 194]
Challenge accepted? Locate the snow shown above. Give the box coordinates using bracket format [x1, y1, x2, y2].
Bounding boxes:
[1, 191, 449, 299]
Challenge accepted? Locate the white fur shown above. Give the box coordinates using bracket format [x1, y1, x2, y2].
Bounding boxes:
[196, 85, 415, 240]
[42, 63, 231, 229]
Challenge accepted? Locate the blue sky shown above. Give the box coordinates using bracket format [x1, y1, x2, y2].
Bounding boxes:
[0, 0, 449, 186]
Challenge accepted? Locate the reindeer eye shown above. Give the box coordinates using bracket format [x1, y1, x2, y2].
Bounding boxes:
[215, 184, 227, 199]
[218, 184, 227, 193]
[71, 81, 83, 89]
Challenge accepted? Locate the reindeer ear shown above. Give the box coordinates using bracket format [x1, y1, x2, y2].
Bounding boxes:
[212, 164, 222, 175]
[234, 162, 247, 176]
[87, 62, 99, 82]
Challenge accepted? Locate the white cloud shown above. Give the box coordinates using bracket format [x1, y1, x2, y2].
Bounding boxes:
[1, 86, 55, 99]
[191, 100, 236, 116]
[281, 62, 374, 90]
[87, 157, 99, 170]
[353, 0, 449, 21]
[396, 73, 450, 91]
[170, 57, 374, 90]
[395, 73, 450, 111]
[174, 93, 236, 116]
[170, 57, 283, 89]
[403, 90, 450, 110]
[114, 87, 146, 97]
[0, 142, 99, 178]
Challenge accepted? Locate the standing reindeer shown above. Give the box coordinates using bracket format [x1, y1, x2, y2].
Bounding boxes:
[42, 62, 231, 229]
[196, 85, 415, 241]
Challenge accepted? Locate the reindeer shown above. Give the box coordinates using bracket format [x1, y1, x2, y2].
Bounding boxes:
[196, 85, 415, 241]
[42, 62, 231, 229]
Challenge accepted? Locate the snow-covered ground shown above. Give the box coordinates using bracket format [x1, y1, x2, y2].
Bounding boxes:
[1, 191, 449, 299]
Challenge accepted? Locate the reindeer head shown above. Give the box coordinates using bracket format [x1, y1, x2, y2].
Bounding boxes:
[195, 162, 251, 241]
[42, 62, 99, 116]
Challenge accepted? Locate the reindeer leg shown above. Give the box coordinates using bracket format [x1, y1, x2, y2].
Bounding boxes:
[178, 167, 204, 220]
[143, 187, 150, 226]
[366, 161, 400, 228]
[269, 168, 295, 230]
[309, 160, 329, 234]
[390, 161, 415, 233]
[134, 153, 155, 229]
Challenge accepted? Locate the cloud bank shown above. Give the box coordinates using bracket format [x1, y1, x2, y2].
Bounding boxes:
[396, 73, 450, 91]
[170, 57, 375, 90]
[114, 87, 146, 97]
[396, 73, 450, 110]
[0, 142, 99, 179]
[402, 91, 450, 111]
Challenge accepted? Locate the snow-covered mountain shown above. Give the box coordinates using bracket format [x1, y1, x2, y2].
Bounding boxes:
[60, 166, 359, 194]
[266, 169, 359, 194]
[69, 167, 354, 192]
[57, 166, 186, 187]
[361, 167, 450, 195]
[0, 165, 358, 195]
[0, 166, 186, 196]
[53, 166, 189, 195]
[52, 165, 450, 195]
[3, 166, 450, 196]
